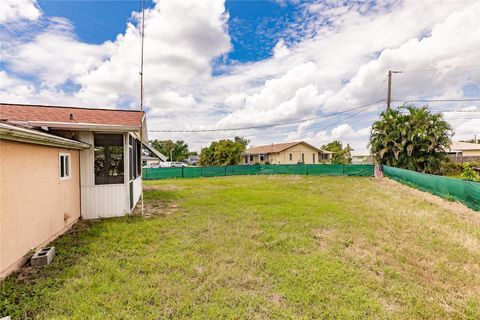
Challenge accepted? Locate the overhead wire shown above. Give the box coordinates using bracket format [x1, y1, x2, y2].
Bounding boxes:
[148, 99, 385, 133]
[294, 100, 385, 140]
[400, 64, 480, 73]
[392, 98, 480, 103]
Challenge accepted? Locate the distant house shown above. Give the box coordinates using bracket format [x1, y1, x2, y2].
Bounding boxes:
[351, 151, 373, 164]
[0, 103, 165, 278]
[242, 141, 332, 165]
[142, 155, 161, 167]
[186, 155, 199, 166]
[447, 141, 480, 163]
[447, 142, 480, 156]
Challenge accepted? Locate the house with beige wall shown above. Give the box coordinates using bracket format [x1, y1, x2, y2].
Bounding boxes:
[0, 103, 164, 278]
[242, 141, 332, 165]
[446, 141, 480, 163]
[447, 141, 480, 156]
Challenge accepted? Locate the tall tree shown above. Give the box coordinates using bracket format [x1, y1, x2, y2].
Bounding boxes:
[149, 139, 190, 161]
[199, 137, 249, 166]
[321, 140, 353, 164]
[370, 105, 452, 174]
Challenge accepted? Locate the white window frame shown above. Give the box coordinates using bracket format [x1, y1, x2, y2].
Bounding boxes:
[59, 152, 71, 181]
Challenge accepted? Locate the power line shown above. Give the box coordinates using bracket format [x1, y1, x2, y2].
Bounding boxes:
[151, 100, 385, 142]
[295, 100, 383, 140]
[401, 64, 480, 73]
[148, 99, 385, 133]
[393, 98, 480, 103]
[438, 110, 480, 113]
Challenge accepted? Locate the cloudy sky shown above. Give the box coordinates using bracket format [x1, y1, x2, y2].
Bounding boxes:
[1, 0, 479, 152]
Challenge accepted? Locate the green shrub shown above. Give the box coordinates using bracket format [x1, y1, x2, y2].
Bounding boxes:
[461, 163, 480, 182]
[440, 161, 463, 176]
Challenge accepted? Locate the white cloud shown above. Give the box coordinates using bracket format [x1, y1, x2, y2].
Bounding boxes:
[0, 0, 479, 151]
[0, 0, 41, 24]
[4, 18, 113, 87]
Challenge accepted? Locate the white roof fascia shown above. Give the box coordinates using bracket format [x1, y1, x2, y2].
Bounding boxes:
[0, 123, 90, 149]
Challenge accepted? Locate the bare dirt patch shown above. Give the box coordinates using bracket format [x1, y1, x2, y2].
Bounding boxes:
[143, 184, 184, 192]
[132, 197, 178, 217]
[312, 228, 335, 250]
[266, 175, 304, 181]
[380, 178, 479, 224]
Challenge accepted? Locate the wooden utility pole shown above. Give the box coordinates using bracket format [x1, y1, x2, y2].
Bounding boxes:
[386, 70, 402, 110]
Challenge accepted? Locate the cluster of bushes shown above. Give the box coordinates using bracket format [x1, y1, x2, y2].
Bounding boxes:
[439, 161, 465, 176]
[440, 161, 480, 174]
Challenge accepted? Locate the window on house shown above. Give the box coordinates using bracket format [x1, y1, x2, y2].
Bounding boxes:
[59, 153, 71, 180]
[289, 153, 292, 161]
[259, 154, 265, 162]
[249, 155, 253, 162]
[137, 140, 142, 176]
[301, 153, 304, 163]
[129, 136, 133, 181]
[94, 134, 124, 185]
[313, 153, 316, 164]
[128, 137, 142, 180]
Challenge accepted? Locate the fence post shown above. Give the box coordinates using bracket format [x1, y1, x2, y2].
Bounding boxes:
[342, 164, 345, 176]
[225, 166, 227, 176]
[182, 166, 184, 178]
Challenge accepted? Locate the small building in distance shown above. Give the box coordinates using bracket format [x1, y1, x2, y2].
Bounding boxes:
[351, 151, 373, 164]
[142, 155, 161, 167]
[242, 141, 332, 165]
[447, 141, 480, 163]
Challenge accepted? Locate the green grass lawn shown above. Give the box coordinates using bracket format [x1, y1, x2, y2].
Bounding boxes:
[1, 176, 480, 319]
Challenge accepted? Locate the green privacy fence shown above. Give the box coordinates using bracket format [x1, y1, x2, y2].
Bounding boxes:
[143, 164, 374, 180]
[383, 165, 480, 211]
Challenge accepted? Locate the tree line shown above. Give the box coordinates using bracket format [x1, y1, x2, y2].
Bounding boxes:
[150, 105, 462, 175]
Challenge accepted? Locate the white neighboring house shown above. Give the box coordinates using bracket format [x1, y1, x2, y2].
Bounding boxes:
[351, 151, 373, 164]
[447, 141, 480, 157]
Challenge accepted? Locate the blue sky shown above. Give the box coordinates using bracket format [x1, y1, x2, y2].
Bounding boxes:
[38, 0, 155, 43]
[0, 0, 478, 151]
[38, 0, 304, 64]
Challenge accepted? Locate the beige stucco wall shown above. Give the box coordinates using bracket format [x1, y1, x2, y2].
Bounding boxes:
[462, 150, 480, 156]
[243, 143, 330, 165]
[272, 144, 322, 164]
[0, 139, 80, 278]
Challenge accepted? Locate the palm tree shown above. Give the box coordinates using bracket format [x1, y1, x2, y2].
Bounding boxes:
[370, 105, 452, 174]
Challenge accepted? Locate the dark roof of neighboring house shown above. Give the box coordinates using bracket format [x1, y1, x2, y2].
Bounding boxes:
[0, 103, 144, 127]
[245, 141, 328, 155]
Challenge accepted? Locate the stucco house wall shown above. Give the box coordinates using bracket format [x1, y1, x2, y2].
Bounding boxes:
[0, 140, 81, 278]
[462, 150, 480, 156]
[243, 143, 330, 165]
[274, 144, 320, 164]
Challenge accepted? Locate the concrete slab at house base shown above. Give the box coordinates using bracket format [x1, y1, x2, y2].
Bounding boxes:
[31, 247, 55, 267]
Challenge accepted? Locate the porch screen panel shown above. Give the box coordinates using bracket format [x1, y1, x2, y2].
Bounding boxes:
[94, 134, 124, 185]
